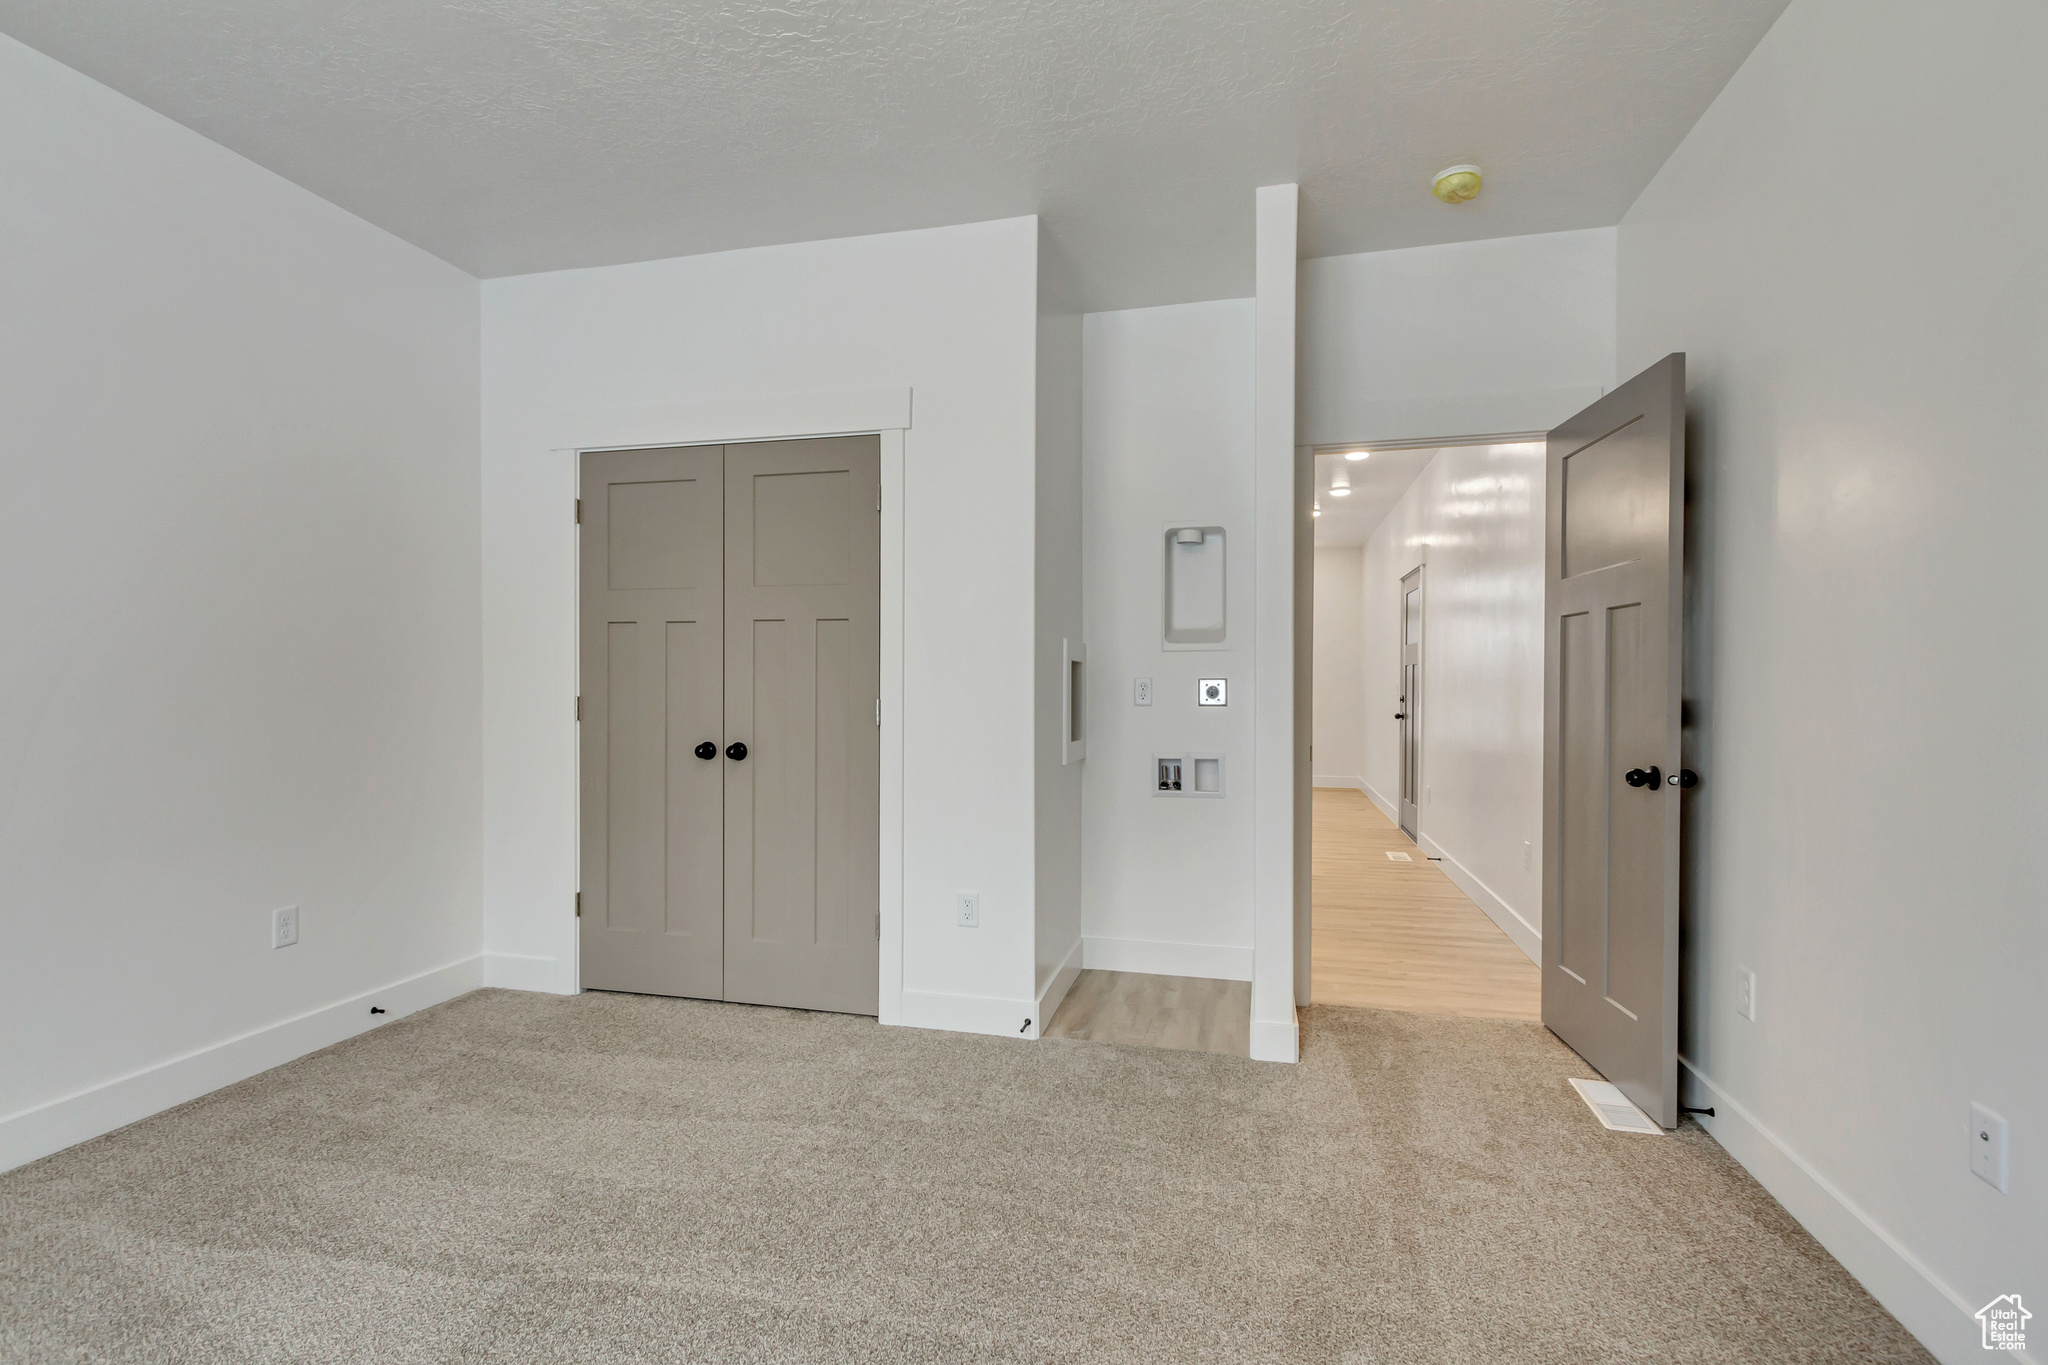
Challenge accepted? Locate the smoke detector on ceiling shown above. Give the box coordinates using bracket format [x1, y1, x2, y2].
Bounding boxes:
[1432, 164, 1483, 204]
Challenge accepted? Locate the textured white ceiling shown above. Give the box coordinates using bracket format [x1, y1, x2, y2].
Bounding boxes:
[0, 0, 1786, 307]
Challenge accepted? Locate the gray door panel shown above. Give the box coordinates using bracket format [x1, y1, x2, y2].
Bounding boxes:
[722, 437, 881, 1015]
[579, 446, 726, 999]
[1542, 355, 1685, 1128]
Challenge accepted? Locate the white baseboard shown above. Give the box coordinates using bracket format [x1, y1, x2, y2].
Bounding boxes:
[1250, 1010, 1299, 1063]
[1081, 935, 1253, 981]
[0, 954, 485, 1174]
[483, 952, 571, 993]
[1033, 938, 1083, 1038]
[896, 989, 1037, 1040]
[1312, 774, 1366, 792]
[1361, 779, 1400, 825]
[1414, 833, 1540, 965]
[1680, 1058, 2021, 1365]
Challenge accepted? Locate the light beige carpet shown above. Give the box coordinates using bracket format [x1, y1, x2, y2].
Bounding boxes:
[1, 989, 1929, 1363]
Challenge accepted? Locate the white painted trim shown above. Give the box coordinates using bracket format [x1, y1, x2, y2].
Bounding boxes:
[1361, 778, 1400, 825]
[1679, 1057, 2026, 1365]
[878, 428, 906, 1026]
[546, 395, 912, 1024]
[0, 956, 484, 1174]
[1250, 1009, 1299, 1063]
[1414, 833, 1540, 964]
[899, 989, 1036, 1040]
[539, 387, 911, 452]
[1312, 773, 1366, 792]
[1033, 937, 1084, 1038]
[1082, 935, 1254, 981]
[483, 953, 567, 993]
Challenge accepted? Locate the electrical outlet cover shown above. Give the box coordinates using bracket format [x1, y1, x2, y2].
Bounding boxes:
[954, 892, 980, 928]
[1971, 1102, 2009, 1192]
[272, 905, 299, 949]
[1134, 677, 1152, 706]
[1198, 678, 1226, 706]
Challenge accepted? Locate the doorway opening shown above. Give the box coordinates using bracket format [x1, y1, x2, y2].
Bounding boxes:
[1307, 435, 1545, 1023]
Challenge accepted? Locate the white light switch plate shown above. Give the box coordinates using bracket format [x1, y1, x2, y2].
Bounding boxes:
[1971, 1102, 2009, 1192]
[1736, 966, 1756, 1021]
[272, 905, 299, 949]
[955, 892, 980, 928]
[1134, 677, 1152, 706]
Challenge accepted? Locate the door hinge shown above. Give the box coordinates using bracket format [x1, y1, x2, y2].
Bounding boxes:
[576, 695, 582, 722]
[575, 892, 582, 918]
[875, 697, 881, 727]
[876, 488, 882, 513]
[574, 498, 582, 525]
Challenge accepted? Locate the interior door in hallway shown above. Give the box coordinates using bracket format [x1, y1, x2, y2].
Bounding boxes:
[1398, 567, 1423, 840]
[579, 445, 727, 999]
[1541, 353, 1686, 1129]
[722, 437, 881, 1015]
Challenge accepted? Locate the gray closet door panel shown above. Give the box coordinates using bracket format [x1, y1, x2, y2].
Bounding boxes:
[579, 446, 726, 1000]
[722, 437, 881, 1016]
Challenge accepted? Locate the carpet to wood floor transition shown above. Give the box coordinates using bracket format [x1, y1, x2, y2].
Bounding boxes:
[1, 989, 1930, 1364]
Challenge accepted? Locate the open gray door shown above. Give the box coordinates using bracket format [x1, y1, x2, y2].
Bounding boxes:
[1541, 354, 1685, 1129]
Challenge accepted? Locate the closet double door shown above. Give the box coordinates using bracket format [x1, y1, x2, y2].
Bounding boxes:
[579, 437, 881, 1016]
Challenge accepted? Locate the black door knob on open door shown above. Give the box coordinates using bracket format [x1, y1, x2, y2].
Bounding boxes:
[693, 741, 717, 761]
[1394, 712, 1406, 719]
[1624, 765, 1663, 789]
[726, 742, 748, 761]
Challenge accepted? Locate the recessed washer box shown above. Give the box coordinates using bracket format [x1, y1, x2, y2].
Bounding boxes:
[1154, 754, 1224, 797]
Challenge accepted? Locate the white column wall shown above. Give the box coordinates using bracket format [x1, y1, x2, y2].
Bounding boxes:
[1078, 301, 1258, 982]
[1617, 0, 2045, 1356]
[1251, 184, 1301, 1060]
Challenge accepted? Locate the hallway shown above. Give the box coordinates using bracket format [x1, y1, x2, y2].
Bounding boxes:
[1312, 788, 1541, 1020]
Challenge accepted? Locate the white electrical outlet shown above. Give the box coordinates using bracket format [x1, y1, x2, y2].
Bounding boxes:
[1736, 966, 1756, 1021]
[1523, 840, 1533, 870]
[1971, 1103, 2009, 1193]
[272, 905, 300, 950]
[955, 892, 980, 928]
[1134, 677, 1152, 706]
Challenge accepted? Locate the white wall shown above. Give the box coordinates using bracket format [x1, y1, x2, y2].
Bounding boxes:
[1033, 230, 1085, 1023]
[0, 34, 483, 1170]
[1617, 1, 2045, 1357]
[1358, 443, 1546, 960]
[1299, 227, 1615, 447]
[1310, 548, 1366, 785]
[1079, 300, 1258, 982]
[480, 217, 1044, 1034]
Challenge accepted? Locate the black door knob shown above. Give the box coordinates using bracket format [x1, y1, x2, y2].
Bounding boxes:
[694, 741, 717, 761]
[1624, 765, 1663, 789]
[1394, 712, 1406, 719]
[726, 741, 748, 761]
[1672, 768, 1699, 789]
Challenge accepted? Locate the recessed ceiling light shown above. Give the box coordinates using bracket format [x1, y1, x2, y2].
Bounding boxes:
[1328, 487, 1351, 497]
[1344, 450, 1371, 461]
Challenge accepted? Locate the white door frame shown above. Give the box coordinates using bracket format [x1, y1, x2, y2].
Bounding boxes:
[541, 387, 911, 1024]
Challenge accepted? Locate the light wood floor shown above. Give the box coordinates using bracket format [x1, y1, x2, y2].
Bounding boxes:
[1312, 788, 1541, 1021]
[1043, 970, 1251, 1057]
